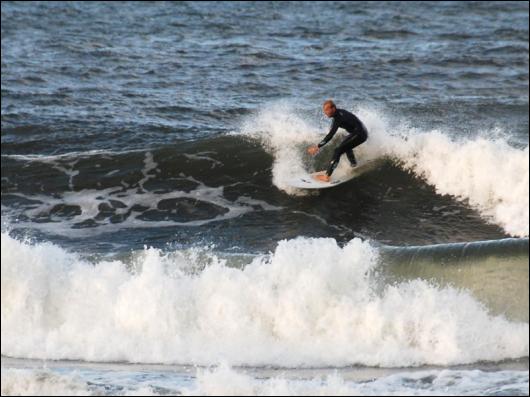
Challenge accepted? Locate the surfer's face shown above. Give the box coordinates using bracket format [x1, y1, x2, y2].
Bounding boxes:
[324, 104, 336, 117]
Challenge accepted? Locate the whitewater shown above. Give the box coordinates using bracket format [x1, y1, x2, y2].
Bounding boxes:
[2, 232, 528, 367]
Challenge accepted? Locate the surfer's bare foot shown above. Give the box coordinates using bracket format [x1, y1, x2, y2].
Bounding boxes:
[314, 174, 330, 182]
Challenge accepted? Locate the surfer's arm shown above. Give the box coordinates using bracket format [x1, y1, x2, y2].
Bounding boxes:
[318, 119, 338, 148]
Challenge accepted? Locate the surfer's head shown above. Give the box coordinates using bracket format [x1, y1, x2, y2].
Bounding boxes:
[323, 100, 336, 117]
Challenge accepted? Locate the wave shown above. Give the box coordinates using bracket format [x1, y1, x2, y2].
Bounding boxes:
[2, 364, 528, 396]
[380, 238, 529, 322]
[2, 103, 528, 241]
[1, 232, 528, 367]
[238, 103, 529, 237]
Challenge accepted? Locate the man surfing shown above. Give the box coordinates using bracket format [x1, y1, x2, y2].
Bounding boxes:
[307, 100, 368, 182]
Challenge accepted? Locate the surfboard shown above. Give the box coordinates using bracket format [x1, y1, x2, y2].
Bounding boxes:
[286, 159, 378, 190]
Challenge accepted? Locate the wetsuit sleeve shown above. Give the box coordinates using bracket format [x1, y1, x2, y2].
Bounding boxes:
[318, 119, 338, 148]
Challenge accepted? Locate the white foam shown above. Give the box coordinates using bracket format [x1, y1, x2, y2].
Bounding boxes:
[0, 367, 159, 396]
[183, 152, 223, 169]
[238, 102, 529, 237]
[3, 364, 527, 396]
[238, 102, 323, 195]
[183, 364, 530, 396]
[4, 174, 280, 237]
[1, 148, 147, 162]
[356, 106, 529, 237]
[49, 159, 80, 191]
[137, 152, 158, 191]
[0, 368, 91, 396]
[2, 233, 527, 367]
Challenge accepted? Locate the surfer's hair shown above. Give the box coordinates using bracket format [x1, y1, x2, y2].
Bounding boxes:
[323, 100, 336, 109]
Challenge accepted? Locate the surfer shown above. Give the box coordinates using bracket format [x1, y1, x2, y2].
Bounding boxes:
[307, 100, 368, 182]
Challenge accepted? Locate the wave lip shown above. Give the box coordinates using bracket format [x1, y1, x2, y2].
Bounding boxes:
[357, 104, 529, 237]
[2, 233, 528, 367]
[388, 131, 529, 238]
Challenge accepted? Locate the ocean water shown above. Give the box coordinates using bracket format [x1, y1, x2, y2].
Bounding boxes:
[1, 1, 528, 395]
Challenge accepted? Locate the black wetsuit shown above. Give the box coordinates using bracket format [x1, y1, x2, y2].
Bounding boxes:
[318, 108, 368, 176]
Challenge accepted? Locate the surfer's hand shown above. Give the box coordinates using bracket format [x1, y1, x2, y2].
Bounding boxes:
[307, 145, 319, 156]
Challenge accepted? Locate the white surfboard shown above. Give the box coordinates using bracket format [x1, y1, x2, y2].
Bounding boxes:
[286, 159, 378, 190]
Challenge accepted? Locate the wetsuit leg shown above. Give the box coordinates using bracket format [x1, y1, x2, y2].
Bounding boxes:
[326, 133, 367, 176]
[346, 149, 357, 166]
